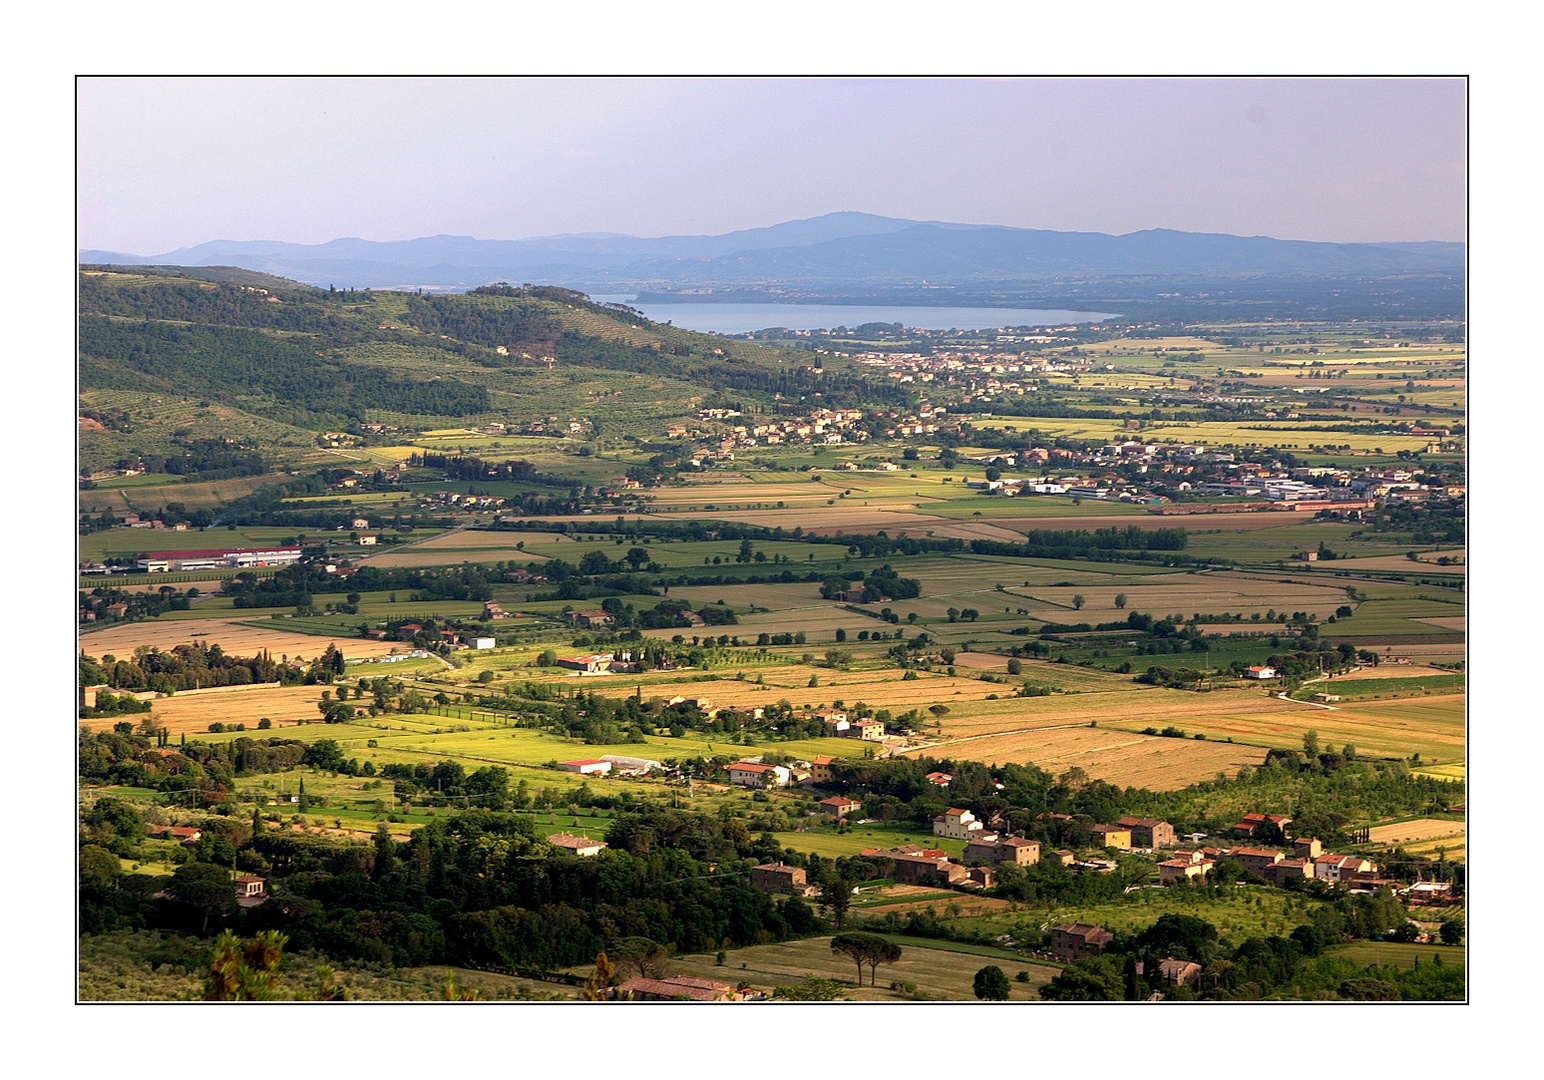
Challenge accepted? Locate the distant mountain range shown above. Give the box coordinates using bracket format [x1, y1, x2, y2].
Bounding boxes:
[82, 211, 1465, 295]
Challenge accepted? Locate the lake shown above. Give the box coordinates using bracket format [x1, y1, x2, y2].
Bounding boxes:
[588, 298, 1120, 334]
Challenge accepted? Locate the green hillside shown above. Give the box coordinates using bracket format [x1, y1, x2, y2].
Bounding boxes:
[77, 269, 876, 473]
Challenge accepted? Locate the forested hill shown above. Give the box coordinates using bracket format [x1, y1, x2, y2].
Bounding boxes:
[76, 269, 843, 442]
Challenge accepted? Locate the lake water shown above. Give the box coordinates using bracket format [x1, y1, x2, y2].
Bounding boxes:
[589, 297, 1120, 334]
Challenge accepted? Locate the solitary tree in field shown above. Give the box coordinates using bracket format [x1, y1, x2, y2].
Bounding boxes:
[1072, 595, 1086, 611]
[973, 965, 1011, 1000]
[1114, 593, 1127, 609]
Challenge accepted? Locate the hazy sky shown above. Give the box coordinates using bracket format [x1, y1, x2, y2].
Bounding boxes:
[78, 77, 1466, 253]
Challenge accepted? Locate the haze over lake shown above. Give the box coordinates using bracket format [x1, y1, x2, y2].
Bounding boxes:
[590, 298, 1120, 334]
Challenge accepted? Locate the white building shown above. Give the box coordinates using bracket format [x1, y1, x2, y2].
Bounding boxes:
[472, 637, 496, 650]
[933, 807, 997, 841]
[556, 759, 612, 776]
[727, 762, 791, 788]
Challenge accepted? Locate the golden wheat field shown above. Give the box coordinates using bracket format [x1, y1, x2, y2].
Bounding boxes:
[902, 724, 1268, 790]
[79, 618, 401, 662]
[1100, 694, 1464, 764]
[79, 684, 330, 735]
[1367, 818, 1466, 846]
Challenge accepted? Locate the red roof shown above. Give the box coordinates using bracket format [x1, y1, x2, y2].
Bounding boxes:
[560, 759, 608, 767]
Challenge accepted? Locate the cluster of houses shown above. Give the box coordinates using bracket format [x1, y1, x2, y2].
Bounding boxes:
[854, 348, 1086, 392]
[814, 709, 886, 742]
[665, 406, 870, 453]
[422, 491, 507, 511]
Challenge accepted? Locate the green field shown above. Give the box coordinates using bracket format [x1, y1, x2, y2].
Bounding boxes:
[664, 935, 1055, 1001]
[1328, 941, 1464, 971]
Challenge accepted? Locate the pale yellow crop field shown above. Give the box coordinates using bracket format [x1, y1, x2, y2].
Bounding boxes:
[79, 618, 401, 662]
[911, 725, 1268, 790]
[79, 684, 329, 735]
[1367, 818, 1465, 846]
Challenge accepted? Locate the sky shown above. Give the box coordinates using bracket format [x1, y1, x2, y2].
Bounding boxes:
[78, 77, 1466, 255]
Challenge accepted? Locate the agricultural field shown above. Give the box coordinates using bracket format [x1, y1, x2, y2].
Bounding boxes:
[907, 725, 1269, 790]
[664, 935, 1054, 1001]
[1328, 942, 1465, 971]
[1366, 817, 1466, 847]
[78, 617, 404, 662]
[75, 274, 1467, 1002]
[1100, 693, 1464, 766]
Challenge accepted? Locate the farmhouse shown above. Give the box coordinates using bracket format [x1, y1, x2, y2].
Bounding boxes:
[964, 836, 1041, 867]
[727, 761, 791, 788]
[1261, 858, 1314, 887]
[482, 601, 506, 618]
[547, 834, 608, 857]
[556, 760, 612, 776]
[233, 875, 268, 908]
[1242, 665, 1277, 680]
[846, 718, 885, 741]
[1226, 847, 1286, 876]
[750, 862, 818, 896]
[566, 610, 616, 629]
[819, 796, 861, 819]
[1314, 854, 1379, 883]
[925, 771, 952, 787]
[472, 637, 496, 650]
[558, 653, 615, 673]
[1088, 824, 1132, 849]
[933, 807, 996, 841]
[885, 848, 996, 889]
[616, 975, 747, 1002]
[1159, 958, 1202, 990]
[1049, 923, 1114, 962]
[1294, 837, 1324, 861]
[1158, 855, 1214, 884]
[148, 825, 202, 843]
[1232, 812, 1292, 838]
[809, 756, 836, 784]
[1115, 817, 1175, 849]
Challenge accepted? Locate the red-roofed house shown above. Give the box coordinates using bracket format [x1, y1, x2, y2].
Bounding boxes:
[727, 761, 791, 788]
[1232, 812, 1292, 838]
[925, 771, 952, 787]
[1159, 856, 1214, 884]
[820, 796, 860, 819]
[810, 756, 836, 784]
[616, 975, 745, 1002]
[1226, 847, 1286, 876]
